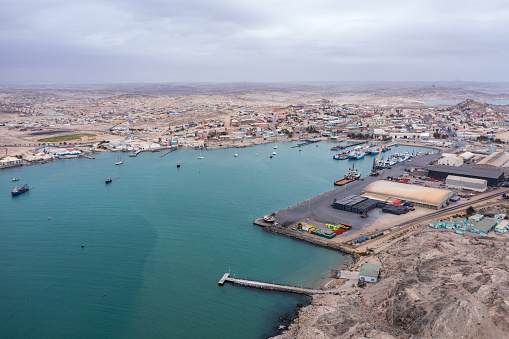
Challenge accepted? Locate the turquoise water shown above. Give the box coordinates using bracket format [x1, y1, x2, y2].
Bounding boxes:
[0, 141, 433, 338]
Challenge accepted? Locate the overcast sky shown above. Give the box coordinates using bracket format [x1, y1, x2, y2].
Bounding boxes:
[2, 0, 509, 84]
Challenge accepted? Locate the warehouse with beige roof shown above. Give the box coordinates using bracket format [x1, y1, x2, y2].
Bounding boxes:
[362, 180, 455, 209]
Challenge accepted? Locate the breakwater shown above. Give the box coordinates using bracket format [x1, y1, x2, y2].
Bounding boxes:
[253, 219, 357, 256]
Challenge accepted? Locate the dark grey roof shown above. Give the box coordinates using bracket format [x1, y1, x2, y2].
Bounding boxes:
[472, 219, 497, 233]
[428, 165, 503, 179]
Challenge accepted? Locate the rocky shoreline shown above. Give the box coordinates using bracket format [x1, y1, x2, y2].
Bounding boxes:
[272, 228, 509, 338]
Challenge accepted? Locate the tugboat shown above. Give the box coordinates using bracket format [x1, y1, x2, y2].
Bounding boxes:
[345, 164, 361, 180]
[105, 178, 113, 184]
[12, 184, 29, 196]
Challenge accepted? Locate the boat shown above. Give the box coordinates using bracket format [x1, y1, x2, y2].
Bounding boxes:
[333, 153, 349, 160]
[177, 162, 181, 168]
[129, 153, 137, 157]
[274, 146, 278, 149]
[198, 148, 204, 159]
[116, 157, 123, 165]
[348, 150, 365, 160]
[12, 178, 19, 181]
[344, 164, 361, 180]
[105, 178, 112, 183]
[263, 215, 275, 223]
[12, 184, 29, 196]
[272, 152, 276, 155]
[270, 154, 273, 158]
[151, 149, 159, 152]
[234, 154, 239, 157]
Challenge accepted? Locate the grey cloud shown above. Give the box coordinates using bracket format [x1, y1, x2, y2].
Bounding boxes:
[1, 0, 509, 83]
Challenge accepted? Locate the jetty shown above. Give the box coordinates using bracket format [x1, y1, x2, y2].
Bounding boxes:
[160, 147, 177, 157]
[218, 273, 341, 295]
[330, 141, 366, 151]
[291, 140, 319, 148]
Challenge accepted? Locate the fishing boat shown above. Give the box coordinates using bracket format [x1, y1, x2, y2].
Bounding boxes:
[116, 157, 123, 165]
[105, 178, 112, 183]
[12, 178, 19, 181]
[333, 153, 349, 160]
[12, 184, 29, 196]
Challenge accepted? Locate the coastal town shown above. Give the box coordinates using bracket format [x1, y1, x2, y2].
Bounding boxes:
[2, 84, 509, 165]
[4, 83, 509, 338]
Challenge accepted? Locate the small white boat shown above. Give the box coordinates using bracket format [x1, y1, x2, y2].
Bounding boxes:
[12, 178, 19, 181]
[272, 152, 276, 155]
[116, 157, 123, 165]
[274, 146, 278, 149]
[234, 154, 239, 157]
[198, 148, 204, 159]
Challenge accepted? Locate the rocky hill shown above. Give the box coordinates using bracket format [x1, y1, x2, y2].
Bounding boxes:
[274, 230, 509, 339]
[454, 99, 509, 114]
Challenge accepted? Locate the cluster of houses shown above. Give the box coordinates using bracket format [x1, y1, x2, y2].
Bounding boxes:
[429, 214, 509, 235]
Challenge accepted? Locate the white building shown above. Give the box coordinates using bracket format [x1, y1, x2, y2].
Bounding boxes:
[446, 175, 487, 192]
[359, 263, 380, 283]
[438, 154, 463, 167]
[0, 156, 22, 168]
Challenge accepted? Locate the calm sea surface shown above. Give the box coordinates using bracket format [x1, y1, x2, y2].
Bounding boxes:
[0, 141, 433, 338]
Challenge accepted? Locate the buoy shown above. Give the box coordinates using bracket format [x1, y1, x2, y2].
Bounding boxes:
[48, 217, 50, 220]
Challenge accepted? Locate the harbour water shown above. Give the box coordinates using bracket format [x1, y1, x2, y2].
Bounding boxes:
[0, 141, 434, 338]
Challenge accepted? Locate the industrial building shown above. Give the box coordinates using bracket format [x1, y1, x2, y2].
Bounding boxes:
[437, 154, 463, 167]
[446, 175, 487, 192]
[474, 152, 509, 174]
[470, 219, 497, 234]
[362, 180, 455, 209]
[427, 165, 504, 186]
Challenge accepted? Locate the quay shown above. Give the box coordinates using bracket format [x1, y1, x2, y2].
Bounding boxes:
[218, 273, 341, 295]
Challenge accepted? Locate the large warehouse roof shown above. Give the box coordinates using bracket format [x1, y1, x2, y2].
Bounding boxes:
[362, 180, 454, 207]
[446, 175, 486, 185]
[427, 165, 503, 179]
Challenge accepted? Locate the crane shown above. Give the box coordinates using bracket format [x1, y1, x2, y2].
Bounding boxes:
[370, 143, 385, 176]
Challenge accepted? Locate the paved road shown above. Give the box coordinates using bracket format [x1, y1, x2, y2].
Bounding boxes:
[273, 148, 442, 232]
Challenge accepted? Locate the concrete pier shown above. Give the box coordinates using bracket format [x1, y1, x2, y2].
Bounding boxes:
[218, 273, 230, 285]
[219, 274, 343, 295]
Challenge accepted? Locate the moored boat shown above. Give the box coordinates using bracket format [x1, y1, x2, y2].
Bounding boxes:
[344, 164, 361, 180]
[12, 178, 19, 181]
[105, 178, 112, 183]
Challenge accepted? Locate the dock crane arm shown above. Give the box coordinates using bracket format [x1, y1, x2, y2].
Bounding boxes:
[370, 144, 385, 175]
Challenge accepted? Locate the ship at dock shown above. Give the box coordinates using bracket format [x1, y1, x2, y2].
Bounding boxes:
[12, 184, 30, 196]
